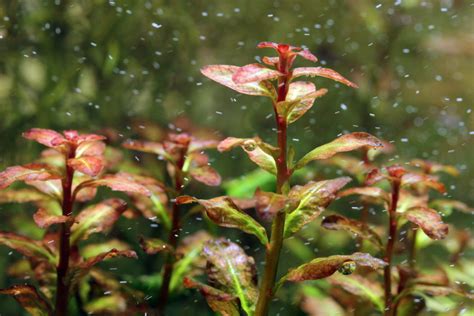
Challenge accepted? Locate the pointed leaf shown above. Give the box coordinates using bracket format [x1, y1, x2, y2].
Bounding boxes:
[283, 252, 386, 282]
[201, 65, 276, 98]
[402, 207, 448, 240]
[0, 232, 56, 264]
[0, 285, 52, 316]
[292, 67, 358, 88]
[139, 236, 173, 255]
[71, 198, 128, 244]
[232, 63, 282, 84]
[203, 239, 258, 315]
[190, 165, 221, 186]
[284, 177, 351, 238]
[75, 172, 151, 198]
[67, 156, 105, 177]
[177, 196, 268, 245]
[183, 278, 239, 316]
[22, 128, 65, 148]
[0, 164, 61, 190]
[295, 132, 383, 169]
[218, 137, 277, 174]
[33, 208, 68, 228]
[322, 215, 383, 249]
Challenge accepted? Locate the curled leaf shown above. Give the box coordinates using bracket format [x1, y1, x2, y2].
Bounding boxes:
[402, 207, 448, 240]
[232, 63, 282, 84]
[292, 67, 358, 88]
[284, 177, 352, 238]
[0, 164, 61, 190]
[177, 195, 268, 245]
[0, 284, 52, 316]
[322, 214, 383, 249]
[295, 133, 383, 169]
[201, 65, 276, 98]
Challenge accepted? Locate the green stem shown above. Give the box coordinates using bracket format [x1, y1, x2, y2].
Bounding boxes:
[255, 57, 290, 316]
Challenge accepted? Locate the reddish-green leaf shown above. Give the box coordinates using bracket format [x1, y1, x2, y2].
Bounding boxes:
[338, 186, 390, 204]
[297, 49, 318, 62]
[329, 274, 384, 311]
[410, 159, 460, 177]
[74, 172, 151, 198]
[177, 196, 268, 245]
[0, 189, 46, 203]
[33, 208, 68, 229]
[0, 285, 52, 316]
[284, 177, 351, 238]
[27, 179, 63, 200]
[183, 278, 239, 316]
[71, 198, 128, 244]
[201, 65, 276, 98]
[322, 214, 383, 249]
[190, 165, 221, 186]
[75, 140, 106, 158]
[402, 207, 448, 240]
[203, 239, 258, 315]
[122, 139, 170, 160]
[292, 67, 358, 88]
[67, 156, 105, 177]
[139, 236, 173, 255]
[401, 172, 446, 193]
[430, 199, 473, 215]
[0, 164, 61, 190]
[295, 132, 383, 169]
[80, 239, 131, 259]
[0, 232, 56, 264]
[22, 128, 65, 148]
[232, 63, 282, 84]
[218, 137, 277, 174]
[254, 189, 290, 221]
[283, 252, 386, 282]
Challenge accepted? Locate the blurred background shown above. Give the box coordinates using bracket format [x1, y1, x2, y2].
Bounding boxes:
[0, 0, 473, 314]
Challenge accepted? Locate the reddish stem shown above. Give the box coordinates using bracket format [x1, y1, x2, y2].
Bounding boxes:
[384, 180, 400, 316]
[55, 148, 76, 316]
[158, 155, 185, 314]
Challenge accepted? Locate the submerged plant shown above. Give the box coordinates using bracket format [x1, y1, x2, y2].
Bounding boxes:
[178, 42, 389, 315]
[0, 129, 151, 315]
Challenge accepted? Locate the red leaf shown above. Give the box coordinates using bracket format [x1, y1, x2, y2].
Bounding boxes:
[22, 128, 65, 148]
[190, 165, 222, 186]
[232, 63, 282, 84]
[68, 156, 105, 177]
[403, 207, 448, 240]
[75, 140, 106, 157]
[297, 49, 318, 62]
[33, 208, 68, 229]
[0, 164, 61, 190]
[75, 172, 151, 197]
[292, 67, 358, 88]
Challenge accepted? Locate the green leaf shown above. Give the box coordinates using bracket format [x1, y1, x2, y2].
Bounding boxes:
[177, 196, 268, 245]
[0, 285, 52, 316]
[295, 132, 383, 170]
[284, 177, 351, 238]
[282, 252, 386, 283]
[218, 137, 277, 175]
[329, 274, 384, 311]
[201, 65, 276, 98]
[80, 239, 131, 259]
[321, 214, 383, 249]
[184, 278, 239, 316]
[224, 169, 275, 198]
[0, 232, 56, 264]
[71, 198, 128, 244]
[203, 239, 258, 315]
[84, 294, 127, 314]
[401, 207, 448, 240]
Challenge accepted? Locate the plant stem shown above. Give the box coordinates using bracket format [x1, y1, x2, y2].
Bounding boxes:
[408, 226, 418, 269]
[384, 180, 400, 316]
[158, 157, 185, 314]
[255, 58, 290, 316]
[55, 149, 75, 316]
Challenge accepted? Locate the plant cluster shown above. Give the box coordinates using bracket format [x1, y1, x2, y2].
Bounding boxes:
[0, 42, 472, 316]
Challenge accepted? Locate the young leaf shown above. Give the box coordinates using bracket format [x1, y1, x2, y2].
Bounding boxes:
[0, 232, 56, 264]
[0, 164, 61, 190]
[402, 207, 448, 240]
[71, 198, 128, 244]
[183, 278, 239, 316]
[22, 128, 65, 148]
[203, 239, 258, 315]
[292, 67, 358, 88]
[201, 65, 276, 98]
[189, 165, 221, 186]
[0, 284, 52, 316]
[177, 196, 268, 245]
[232, 63, 282, 84]
[283, 252, 386, 282]
[74, 172, 151, 198]
[67, 156, 105, 177]
[218, 137, 277, 174]
[139, 236, 173, 255]
[284, 177, 351, 238]
[321, 214, 383, 249]
[33, 208, 68, 229]
[295, 133, 383, 169]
